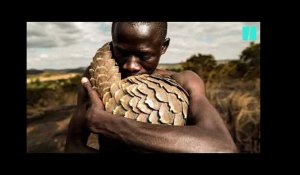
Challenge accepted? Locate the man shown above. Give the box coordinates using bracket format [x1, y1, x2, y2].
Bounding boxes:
[65, 22, 237, 153]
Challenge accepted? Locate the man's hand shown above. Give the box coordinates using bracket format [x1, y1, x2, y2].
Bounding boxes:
[81, 77, 107, 133]
[65, 68, 100, 153]
[81, 77, 104, 109]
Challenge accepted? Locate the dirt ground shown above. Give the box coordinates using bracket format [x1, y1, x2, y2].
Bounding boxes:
[27, 105, 99, 153]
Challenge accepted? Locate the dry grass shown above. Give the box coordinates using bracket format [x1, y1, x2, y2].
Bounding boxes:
[206, 79, 260, 153]
[27, 73, 79, 83]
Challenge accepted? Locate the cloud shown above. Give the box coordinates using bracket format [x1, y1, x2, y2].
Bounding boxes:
[27, 22, 84, 48]
[161, 22, 260, 63]
[27, 22, 112, 69]
[39, 54, 48, 58]
[27, 22, 260, 69]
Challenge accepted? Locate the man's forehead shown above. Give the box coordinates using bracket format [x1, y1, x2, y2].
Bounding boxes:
[114, 23, 158, 36]
[113, 23, 161, 45]
[134, 24, 151, 36]
[117, 22, 155, 29]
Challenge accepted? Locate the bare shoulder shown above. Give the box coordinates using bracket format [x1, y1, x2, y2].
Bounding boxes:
[154, 69, 205, 97]
[171, 71, 207, 125]
[171, 70, 205, 96]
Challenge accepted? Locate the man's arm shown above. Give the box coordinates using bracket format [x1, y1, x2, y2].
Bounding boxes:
[83, 71, 237, 153]
[65, 68, 99, 153]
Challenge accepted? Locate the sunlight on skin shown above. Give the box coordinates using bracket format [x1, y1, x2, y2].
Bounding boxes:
[135, 24, 150, 36]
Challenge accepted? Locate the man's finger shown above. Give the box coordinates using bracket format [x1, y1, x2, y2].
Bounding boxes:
[81, 77, 104, 108]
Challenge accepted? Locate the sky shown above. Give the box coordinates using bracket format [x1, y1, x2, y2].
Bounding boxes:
[27, 22, 260, 70]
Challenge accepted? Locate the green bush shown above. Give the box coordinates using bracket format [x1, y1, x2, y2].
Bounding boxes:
[181, 53, 216, 81]
[182, 42, 260, 81]
[27, 75, 81, 107]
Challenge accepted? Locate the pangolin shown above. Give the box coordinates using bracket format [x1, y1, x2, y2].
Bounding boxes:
[89, 42, 189, 126]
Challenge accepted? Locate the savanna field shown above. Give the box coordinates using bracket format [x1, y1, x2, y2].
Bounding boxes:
[27, 43, 260, 153]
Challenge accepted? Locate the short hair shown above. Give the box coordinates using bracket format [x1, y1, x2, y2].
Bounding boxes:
[112, 22, 167, 41]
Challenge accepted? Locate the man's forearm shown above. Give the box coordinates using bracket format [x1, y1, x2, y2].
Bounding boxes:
[89, 109, 236, 153]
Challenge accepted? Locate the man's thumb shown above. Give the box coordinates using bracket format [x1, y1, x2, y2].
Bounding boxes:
[81, 77, 91, 86]
[81, 77, 94, 94]
[81, 77, 95, 91]
[81, 77, 103, 108]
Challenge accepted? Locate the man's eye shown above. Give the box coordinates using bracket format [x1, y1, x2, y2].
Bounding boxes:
[115, 48, 128, 55]
[115, 51, 128, 58]
[141, 55, 152, 60]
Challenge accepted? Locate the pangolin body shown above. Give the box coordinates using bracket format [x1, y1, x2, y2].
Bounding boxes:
[89, 43, 189, 126]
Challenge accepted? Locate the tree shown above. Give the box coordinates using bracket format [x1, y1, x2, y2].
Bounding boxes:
[182, 53, 216, 81]
[240, 42, 260, 66]
[239, 42, 260, 79]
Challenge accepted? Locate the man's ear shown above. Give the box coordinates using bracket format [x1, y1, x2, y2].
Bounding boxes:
[161, 38, 170, 55]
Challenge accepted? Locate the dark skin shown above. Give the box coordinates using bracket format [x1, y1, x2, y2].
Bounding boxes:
[65, 22, 238, 153]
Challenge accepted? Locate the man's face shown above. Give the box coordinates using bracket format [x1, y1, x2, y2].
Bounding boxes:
[111, 23, 169, 79]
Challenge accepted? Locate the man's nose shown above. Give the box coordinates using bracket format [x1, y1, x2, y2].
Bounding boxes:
[123, 56, 142, 72]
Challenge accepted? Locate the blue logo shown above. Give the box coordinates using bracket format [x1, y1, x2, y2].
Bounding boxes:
[242, 26, 257, 41]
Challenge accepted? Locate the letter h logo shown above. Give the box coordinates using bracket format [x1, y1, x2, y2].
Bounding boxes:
[242, 26, 257, 41]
